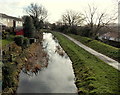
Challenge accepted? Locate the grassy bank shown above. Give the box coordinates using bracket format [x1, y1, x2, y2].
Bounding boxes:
[2, 35, 15, 47]
[2, 43, 26, 94]
[52, 32, 120, 94]
[2, 40, 13, 46]
[2, 42, 46, 94]
[67, 34, 119, 62]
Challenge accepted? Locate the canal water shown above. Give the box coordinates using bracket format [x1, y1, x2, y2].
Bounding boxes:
[17, 33, 77, 93]
[0, 62, 2, 93]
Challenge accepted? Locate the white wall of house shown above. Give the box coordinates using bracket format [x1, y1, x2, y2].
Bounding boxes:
[109, 37, 115, 41]
[16, 21, 22, 27]
[7, 18, 14, 27]
[98, 35, 120, 42]
[0, 17, 8, 26]
[0, 17, 13, 27]
[0, 15, 2, 24]
[0, 14, 22, 27]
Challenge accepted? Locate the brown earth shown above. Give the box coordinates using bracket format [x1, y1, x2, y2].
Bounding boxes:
[23, 42, 48, 74]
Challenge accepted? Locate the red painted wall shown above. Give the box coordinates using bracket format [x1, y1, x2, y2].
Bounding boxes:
[16, 29, 24, 35]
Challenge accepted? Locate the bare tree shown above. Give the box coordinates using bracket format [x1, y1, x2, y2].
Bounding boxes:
[62, 10, 84, 26]
[84, 4, 117, 37]
[25, 3, 48, 30]
[26, 3, 48, 21]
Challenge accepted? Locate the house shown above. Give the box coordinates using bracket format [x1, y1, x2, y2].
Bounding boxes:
[98, 32, 120, 42]
[0, 13, 23, 29]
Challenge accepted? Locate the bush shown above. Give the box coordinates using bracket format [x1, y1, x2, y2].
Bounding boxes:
[80, 26, 91, 37]
[2, 65, 13, 89]
[5, 27, 15, 35]
[57, 25, 69, 33]
[23, 16, 35, 38]
[63, 26, 78, 34]
[14, 36, 24, 46]
[2, 31, 9, 39]
[23, 37, 29, 48]
[14, 36, 30, 48]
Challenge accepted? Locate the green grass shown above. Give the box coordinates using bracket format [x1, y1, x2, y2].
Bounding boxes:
[2, 39, 12, 46]
[1, 35, 14, 47]
[52, 32, 120, 94]
[67, 34, 119, 62]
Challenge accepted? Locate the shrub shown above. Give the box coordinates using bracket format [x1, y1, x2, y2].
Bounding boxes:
[58, 25, 69, 33]
[2, 65, 13, 89]
[70, 26, 78, 35]
[14, 36, 24, 46]
[60, 26, 78, 34]
[80, 26, 91, 37]
[2, 31, 9, 39]
[5, 27, 14, 35]
[14, 36, 30, 48]
[22, 37, 29, 48]
[23, 16, 35, 38]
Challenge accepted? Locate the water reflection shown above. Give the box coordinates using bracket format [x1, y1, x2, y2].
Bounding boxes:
[17, 33, 77, 93]
[0, 74, 1, 93]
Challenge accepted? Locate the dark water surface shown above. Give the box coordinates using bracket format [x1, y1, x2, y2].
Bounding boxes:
[17, 33, 77, 93]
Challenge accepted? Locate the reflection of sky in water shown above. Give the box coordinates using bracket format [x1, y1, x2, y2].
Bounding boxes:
[0, 62, 2, 92]
[17, 33, 77, 93]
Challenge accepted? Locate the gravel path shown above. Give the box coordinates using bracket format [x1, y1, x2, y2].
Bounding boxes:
[62, 33, 120, 71]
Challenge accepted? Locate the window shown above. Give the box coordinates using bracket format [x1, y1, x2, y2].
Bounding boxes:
[8, 19, 9, 22]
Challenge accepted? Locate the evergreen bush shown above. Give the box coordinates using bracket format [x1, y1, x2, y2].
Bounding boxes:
[14, 36, 24, 46]
[23, 37, 29, 48]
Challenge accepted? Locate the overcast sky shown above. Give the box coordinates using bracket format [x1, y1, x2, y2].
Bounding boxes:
[0, 0, 119, 23]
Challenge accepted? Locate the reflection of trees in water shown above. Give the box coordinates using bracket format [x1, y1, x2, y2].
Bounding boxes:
[53, 35, 58, 43]
[22, 64, 41, 76]
[55, 45, 65, 57]
[43, 42, 48, 49]
[22, 57, 48, 76]
[22, 43, 49, 77]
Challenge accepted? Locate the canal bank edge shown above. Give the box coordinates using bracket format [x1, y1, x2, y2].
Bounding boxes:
[2, 32, 48, 94]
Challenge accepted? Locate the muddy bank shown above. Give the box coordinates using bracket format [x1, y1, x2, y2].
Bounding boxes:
[2, 33, 48, 94]
[22, 42, 48, 75]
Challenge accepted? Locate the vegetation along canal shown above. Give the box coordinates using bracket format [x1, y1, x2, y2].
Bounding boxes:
[17, 33, 77, 93]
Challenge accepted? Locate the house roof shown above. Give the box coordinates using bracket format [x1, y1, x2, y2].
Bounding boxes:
[103, 32, 120, 38]
[0, 13, 22, 21]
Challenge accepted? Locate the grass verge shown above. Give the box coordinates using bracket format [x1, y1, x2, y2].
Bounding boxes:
[2, 35, 15, 47]
[52, 32, 120, 94]
[67, 34, 120, 62]
[2, 40, 12, 46]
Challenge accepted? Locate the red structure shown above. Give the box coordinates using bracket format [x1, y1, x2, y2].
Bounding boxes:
[15, 27, 24, 35]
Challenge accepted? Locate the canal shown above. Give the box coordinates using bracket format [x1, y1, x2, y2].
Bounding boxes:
[17, 32, 77, 93]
